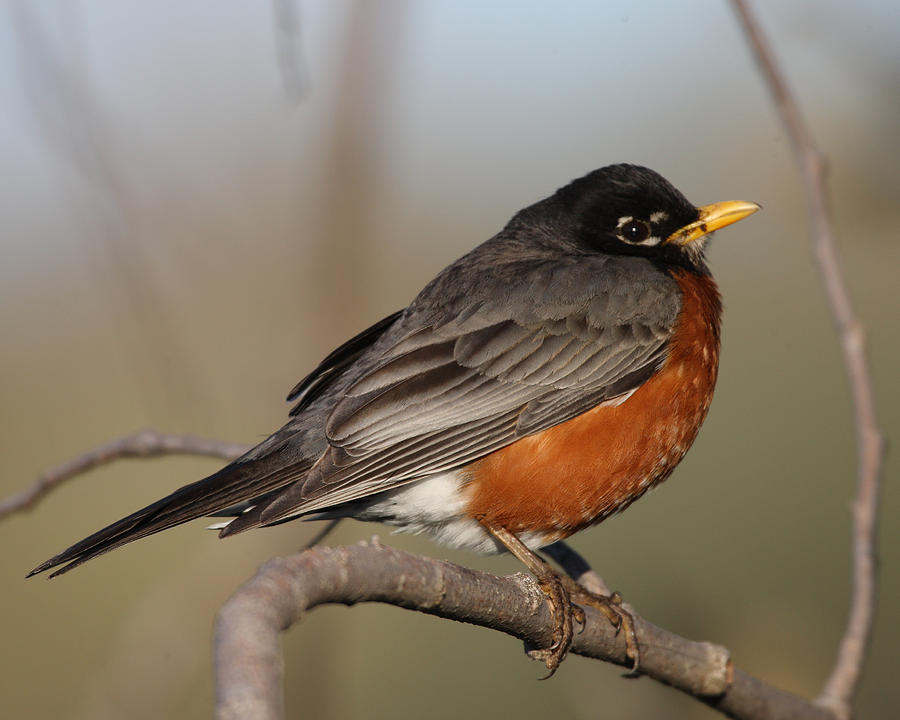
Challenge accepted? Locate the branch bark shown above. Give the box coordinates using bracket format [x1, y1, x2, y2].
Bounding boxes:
[7, 427, 845, 719]
[214, 541, 831, 720]
[730, 4, 885, 719]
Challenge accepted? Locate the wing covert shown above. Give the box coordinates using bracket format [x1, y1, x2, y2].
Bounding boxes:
[274, 254, 684, 517]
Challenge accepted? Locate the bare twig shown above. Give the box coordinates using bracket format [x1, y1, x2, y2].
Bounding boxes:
[730, 3, 885, 718]
[0, 430, 248, 520]
[214, 541, 831, 720]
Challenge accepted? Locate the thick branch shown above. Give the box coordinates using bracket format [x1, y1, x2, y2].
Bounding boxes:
[731, 3, 885, 718]
[0, 430, 248, 520]
[7, 413, 850, 720]
[214, 541, 832, 720]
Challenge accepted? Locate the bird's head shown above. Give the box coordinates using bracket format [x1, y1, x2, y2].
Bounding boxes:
[555, 164, 759, 272]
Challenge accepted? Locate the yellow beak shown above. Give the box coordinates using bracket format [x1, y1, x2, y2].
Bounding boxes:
[665, 200, 761, 246]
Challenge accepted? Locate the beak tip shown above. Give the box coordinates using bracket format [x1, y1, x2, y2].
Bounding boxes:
[668, 199, 760, 245]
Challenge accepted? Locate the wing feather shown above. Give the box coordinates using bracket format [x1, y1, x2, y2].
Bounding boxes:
[256, 255, 683, 526]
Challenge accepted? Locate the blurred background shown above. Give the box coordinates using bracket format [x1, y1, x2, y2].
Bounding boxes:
[2, 1, 898, 718]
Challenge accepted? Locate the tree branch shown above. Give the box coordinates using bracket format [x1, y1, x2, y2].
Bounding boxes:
[8, 427, 847, 719]
[0, 430, 248, 520]
[214, 541, 832, 720]
[730, 3, 885, 719]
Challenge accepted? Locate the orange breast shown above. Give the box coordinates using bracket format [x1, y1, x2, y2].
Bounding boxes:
[464, 269, 722, 542]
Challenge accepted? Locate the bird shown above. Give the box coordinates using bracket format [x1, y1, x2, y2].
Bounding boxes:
[29, 164, 759, 674]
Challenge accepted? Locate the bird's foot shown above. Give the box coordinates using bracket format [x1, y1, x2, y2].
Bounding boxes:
[483, 523, 638, 676]
[567, 583, 640, 675]
[524, 569, 586, 678]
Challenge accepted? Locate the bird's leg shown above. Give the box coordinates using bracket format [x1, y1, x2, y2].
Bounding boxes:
[542, 541, 640, 674]
[484, 525, 640, 675]
[483, 523, 585, 677]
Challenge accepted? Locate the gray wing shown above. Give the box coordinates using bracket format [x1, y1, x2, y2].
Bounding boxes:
[29, 219, 683, 576]
[255, 253, 681, 524]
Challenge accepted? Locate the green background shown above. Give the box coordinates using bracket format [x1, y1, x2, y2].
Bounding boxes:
[2, 2, 898, 718]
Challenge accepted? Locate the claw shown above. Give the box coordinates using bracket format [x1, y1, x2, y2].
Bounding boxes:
[533, 573, 575, 676]
[619, 609, 641, 677]
[572, 604, 587, 634]
[482, 523, 640, 677]
[567, 585, 640, 674]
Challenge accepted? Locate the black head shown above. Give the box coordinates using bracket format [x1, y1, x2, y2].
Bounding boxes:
[550, 164, 758, 273]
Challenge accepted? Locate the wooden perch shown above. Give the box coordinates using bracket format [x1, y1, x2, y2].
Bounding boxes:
[213, 541, 832, 720]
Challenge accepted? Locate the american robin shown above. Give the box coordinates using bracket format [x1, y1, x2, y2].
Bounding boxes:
[30, 164, 758, 674]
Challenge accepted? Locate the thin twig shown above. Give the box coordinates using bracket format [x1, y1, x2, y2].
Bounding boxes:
[0, 430, 248, 520]
[730, 3, 884, 718]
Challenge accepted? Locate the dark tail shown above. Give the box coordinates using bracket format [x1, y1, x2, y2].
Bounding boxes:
[28, 451, 312, 578]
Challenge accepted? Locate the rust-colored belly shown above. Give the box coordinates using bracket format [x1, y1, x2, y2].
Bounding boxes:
[464, 270, 722, 542]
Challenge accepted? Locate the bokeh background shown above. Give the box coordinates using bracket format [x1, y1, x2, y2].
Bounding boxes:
[2, 1, 898, 718]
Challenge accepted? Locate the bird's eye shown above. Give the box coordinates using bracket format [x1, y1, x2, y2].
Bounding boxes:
[618, 219, 651, 244]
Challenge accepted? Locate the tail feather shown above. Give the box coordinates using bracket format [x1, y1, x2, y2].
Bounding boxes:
[28, 454, 312, 578]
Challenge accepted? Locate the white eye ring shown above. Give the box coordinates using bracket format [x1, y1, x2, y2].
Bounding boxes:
[616, 217, 661, 246]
